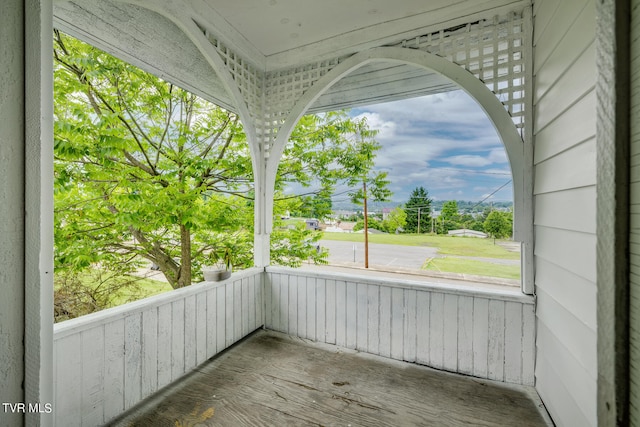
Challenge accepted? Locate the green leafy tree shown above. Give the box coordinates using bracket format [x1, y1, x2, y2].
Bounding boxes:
[296, 191, 333, 220]
[382, 207, 407, 233]
[404, 187, 432, 233]
[53, 31, 385, 293]
[483, 210, 513, 240]
[441, 201, 460, 222]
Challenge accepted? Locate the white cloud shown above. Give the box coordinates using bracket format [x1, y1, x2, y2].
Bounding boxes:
[346, 90, 514, 202]
[444, 155, 493, 167]
[488, 148, 509, 163]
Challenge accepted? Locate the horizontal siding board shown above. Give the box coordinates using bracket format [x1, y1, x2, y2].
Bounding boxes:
[533, 0, 589, 74]
[535, 43, 596, 133]
[534, 225, 597, 282]
[532, 0, 559, 45]
[536, 325, 597, 426]
[534, 2, 595, 100]
[536, 321, 597, 422]
[534, 140, 596, 194]
[535, 257, 597, 330]
[533, 88, 596, 165]
[536, 352, 594, 427]
[534, 89, 595, 164]
[534, 186, 596, 233]
[536, 288, 597, 377]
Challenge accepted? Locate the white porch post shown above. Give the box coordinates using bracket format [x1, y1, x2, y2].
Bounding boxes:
[0, 2, 28, 424]
[0, 0, 54, 426]
[253, 148, 272, 268]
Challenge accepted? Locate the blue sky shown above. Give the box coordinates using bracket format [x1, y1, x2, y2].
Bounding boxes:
[346, 90, 514, 204]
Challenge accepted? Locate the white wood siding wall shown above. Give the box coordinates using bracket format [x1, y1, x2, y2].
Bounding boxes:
[532, 0, 597, 425]
[630, 0, 640, 423]
[265, 267, 535, 386]
[52, 268, 264, 427]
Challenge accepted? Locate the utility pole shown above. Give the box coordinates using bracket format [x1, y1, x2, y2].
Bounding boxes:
[363, 180, 369, 268]
[417, 207, 421, 234]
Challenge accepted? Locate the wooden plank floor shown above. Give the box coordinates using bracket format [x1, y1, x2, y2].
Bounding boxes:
[111, 330, 551, 426]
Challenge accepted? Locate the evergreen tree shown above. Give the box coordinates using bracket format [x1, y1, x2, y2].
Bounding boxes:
[404, 187, 432, 233]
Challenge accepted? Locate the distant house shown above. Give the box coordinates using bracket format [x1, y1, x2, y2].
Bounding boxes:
[447, 229, 487, 238]
[305, 219, 320, 230]
[382, 207, 392, 220]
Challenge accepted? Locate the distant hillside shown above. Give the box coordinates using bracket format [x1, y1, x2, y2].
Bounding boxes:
[331, 199, 512, 213]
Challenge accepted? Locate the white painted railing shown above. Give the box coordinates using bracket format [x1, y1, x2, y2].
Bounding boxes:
[265, 267, 535, 386]
[53, 268, 264, 427]
[53, 266, 535, 425]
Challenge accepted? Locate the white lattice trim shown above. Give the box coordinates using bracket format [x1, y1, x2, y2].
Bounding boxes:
[394, 11, 527, 132]
[198, 9, 529, 158]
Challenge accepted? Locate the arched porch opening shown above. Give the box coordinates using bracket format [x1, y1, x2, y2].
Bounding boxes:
[265, 47, 532, 293]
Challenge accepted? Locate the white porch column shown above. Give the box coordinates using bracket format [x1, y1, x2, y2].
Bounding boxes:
[253, 162, 272, 268]
[0, 0, 54, 425]
[253, 133, 272, 268]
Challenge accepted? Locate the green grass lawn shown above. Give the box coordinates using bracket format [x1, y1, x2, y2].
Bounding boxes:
[321, 232, 520, 280]
[321, 232, 519, 259]
[423, 257, 521, 280]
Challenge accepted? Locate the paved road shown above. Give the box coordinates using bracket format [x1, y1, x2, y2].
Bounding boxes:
[319, 240, 438, 269]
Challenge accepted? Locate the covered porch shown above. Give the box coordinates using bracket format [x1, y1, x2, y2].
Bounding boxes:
[1, 0, 634, 426]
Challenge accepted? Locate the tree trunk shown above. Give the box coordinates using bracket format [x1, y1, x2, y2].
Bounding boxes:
[177, 224, 192, 288]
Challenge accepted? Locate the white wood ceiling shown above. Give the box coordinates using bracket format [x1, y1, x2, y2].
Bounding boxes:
[53, 0, 528, 113]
